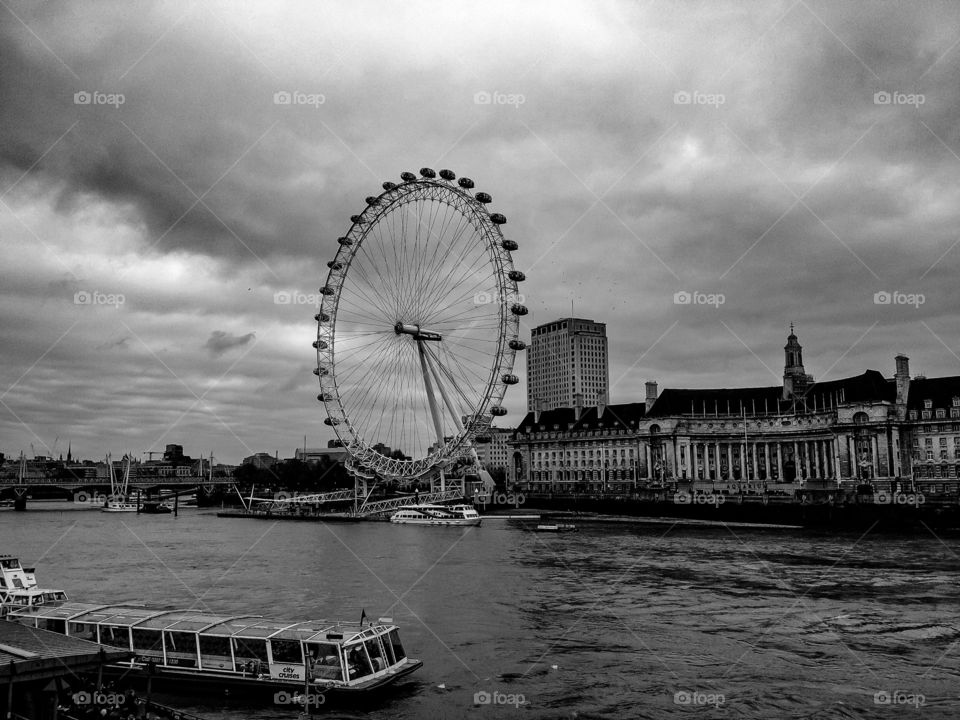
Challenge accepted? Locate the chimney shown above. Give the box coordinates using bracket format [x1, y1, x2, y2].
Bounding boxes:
[895, 354, 910, 406]
[645, 381, 658, 410]
[573, 392, 584, 420]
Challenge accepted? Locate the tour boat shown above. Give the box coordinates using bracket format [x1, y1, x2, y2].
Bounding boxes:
[0, 555, 69, 614]
[139, 500, 173, 514]
[101, 498, 139, 513]
[8, 602, 422, 697]
[389, 504, 482, 526]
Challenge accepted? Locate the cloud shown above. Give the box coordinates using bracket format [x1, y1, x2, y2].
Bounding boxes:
[204, 330, 256, 357]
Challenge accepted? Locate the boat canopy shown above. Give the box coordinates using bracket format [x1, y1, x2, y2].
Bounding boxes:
[12, 602, 388, 645]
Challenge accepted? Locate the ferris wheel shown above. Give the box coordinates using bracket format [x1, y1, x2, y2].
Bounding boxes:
[314, 168, 527, 483]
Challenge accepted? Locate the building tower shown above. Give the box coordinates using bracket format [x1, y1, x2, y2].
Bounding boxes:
[526, 317, 608, 412]
[782, 324, 808, 400]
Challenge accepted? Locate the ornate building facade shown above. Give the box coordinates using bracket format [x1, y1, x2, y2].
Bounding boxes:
[510, 329, 960, 495]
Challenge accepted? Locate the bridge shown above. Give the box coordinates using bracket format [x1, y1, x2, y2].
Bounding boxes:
[0, 475, 237, 510]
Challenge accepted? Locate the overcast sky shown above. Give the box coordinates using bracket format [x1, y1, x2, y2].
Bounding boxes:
[2, 0, 960, 464]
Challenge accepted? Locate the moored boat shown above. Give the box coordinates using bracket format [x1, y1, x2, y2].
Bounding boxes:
[8, 602, 422, 698]
[101, 498, 139, 512]
[139, 500, 173, 514]
[0, 555, 69, 613]
[390, 503, 481, 526]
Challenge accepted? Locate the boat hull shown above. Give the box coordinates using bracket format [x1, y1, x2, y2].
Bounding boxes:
[390, 517, 481, 526]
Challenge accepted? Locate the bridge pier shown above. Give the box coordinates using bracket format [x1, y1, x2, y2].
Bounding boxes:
[13, 487, 27, 511]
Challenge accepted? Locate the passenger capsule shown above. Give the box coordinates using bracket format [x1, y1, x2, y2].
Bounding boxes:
[382, 181, 397, 191]
[323, 417, 340, 426]
[475, 192, 492, 204]
[315, 366, 330, 376]
[509, 339, 527, 351]
[458, 177, 475, 189]
[313, 340, 328, 349]
[489, 213, 506, 225]
[511, 303, 528, 316]
[319, 286, 335, 295]
[508, 270, 525, 282]
[350, 214, 366, 224]
[314, 312, 330, 322]
[439, 169, 456, 180]
[338, 236, 353, 246]
[502, 374, 519, 385]
[490, 406, 508, 416]
[400, 171, 417, 182]
[420, 167, 436, 178]
[366, 196, 379, 206]
[502, 239, 518, 251]
[474, 435, 492, 444]
[317, 392, 332, 402]
[327, 261, 342, 270]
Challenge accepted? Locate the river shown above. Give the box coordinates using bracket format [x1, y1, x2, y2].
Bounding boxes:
[3, 503, 958, 718]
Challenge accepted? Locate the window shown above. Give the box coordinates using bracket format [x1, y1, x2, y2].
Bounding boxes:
[132, 628, 163, 652]
[909, 410, 918, 420]
[270, 639, 303, 664]
[925, 399, 933, 409]
[307, 642, 343, 680]
[937, 409, 946, 419]
[387, 630, 405, 661]
[98, 625, 130, 648]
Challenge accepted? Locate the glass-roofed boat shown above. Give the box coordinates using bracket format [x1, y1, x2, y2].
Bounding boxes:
[7, 602, 422, 696]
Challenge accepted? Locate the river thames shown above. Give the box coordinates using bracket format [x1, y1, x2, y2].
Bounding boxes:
[3, 504, 958, 718]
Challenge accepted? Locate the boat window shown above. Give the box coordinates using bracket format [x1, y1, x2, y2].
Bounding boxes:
[387, 630, 405, 661]
[306, 642, 343, 681]
[233, 636, 269, 661]
[163, 631, 197, 654]
[198, 635, 231, 657]
[1, 559, 19, 569]
[270, 639, 303, 665]
[132, 629, 163, 653]
[39, 619, 66, 634]
[381, 633, 396, 665]
[345, 643, 374, 679]
[99, 625, 130, 648]
[364, 637, 388, 672]
[69, 623, 98, 642]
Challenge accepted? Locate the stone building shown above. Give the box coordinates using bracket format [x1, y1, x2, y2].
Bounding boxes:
[510, 328, 960, 495]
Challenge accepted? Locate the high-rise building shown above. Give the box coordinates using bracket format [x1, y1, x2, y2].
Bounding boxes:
[526, 317, 608, 412]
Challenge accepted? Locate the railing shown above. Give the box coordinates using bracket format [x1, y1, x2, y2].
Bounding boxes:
[358, 488, 464, 516]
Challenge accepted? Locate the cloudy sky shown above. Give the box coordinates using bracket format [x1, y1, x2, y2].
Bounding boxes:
[2, 0, 960, 464]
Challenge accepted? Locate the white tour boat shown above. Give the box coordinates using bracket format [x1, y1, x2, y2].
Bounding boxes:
[0, 555, 69, 614]
[390, 503, 482, 526]
[9, 602, 422, 698]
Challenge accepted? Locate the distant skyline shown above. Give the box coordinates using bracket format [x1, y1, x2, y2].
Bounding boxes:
[3, 1, 960, 463]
